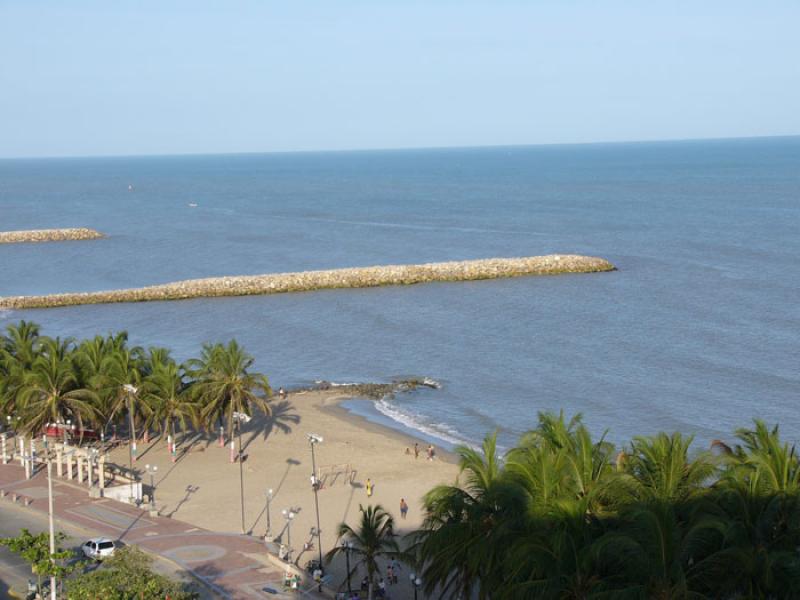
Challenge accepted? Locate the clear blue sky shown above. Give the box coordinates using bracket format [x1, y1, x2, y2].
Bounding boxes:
[1, 1, 798, 158]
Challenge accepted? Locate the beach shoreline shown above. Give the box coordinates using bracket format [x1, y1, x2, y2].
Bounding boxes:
[100, 387, 460, 592]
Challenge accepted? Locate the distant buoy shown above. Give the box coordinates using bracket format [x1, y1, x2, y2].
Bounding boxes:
[128, 184, 134, 191]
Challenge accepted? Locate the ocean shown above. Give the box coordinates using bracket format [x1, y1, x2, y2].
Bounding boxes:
[1, 137, 798, 451]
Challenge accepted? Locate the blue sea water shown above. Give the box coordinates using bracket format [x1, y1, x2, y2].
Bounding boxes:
[1, 137, 798, 451]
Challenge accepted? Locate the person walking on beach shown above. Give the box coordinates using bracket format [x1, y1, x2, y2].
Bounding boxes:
[366, 478, 374, 497]
[400, 498, 408, 519]
[427, 444, 435, 461]
[414, 443, 419, 459]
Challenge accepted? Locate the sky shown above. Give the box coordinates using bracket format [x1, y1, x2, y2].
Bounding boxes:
[1, 1, 799, 158]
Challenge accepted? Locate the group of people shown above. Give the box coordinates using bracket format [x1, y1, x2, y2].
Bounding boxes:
[405, 442, 436, 461]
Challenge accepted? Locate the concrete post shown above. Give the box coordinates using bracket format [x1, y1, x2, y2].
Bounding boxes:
[98, 456, 106, 490]
[18, 435, 25, 467]
[30, 437, 36, 475]
[1, 433, 6, 465]
[77, 456, 84, 484]
[66, 452, 73, 480]
[55, 448, 63, 477]
[87, 457, 94, 486]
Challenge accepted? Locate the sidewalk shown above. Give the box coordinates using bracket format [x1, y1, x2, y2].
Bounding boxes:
[0, 463, 322, 599]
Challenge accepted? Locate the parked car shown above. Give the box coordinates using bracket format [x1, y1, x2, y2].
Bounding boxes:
[81, 537, 116, 560]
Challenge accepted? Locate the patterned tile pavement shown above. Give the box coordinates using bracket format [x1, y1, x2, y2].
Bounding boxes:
[0, 463, 325, 599]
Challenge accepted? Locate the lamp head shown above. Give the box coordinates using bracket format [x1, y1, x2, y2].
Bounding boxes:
[307, 433, 323, 444]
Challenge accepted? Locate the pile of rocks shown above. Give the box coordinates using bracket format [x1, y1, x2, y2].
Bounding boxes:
[0, 228, 104, 244]
[0, 254, 615, 309]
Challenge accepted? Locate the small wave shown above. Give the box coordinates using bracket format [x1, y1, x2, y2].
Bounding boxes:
[422, 377, 441, 389]
[374, 397, 477, 449]
[0, 309, 14, 320]
[314, 380, 363, 387]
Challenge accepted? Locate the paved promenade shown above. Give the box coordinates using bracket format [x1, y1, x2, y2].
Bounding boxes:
[0, 463, 322, 599]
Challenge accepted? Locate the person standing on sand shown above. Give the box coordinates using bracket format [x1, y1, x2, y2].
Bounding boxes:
[414, 443, 419, 459]
[400, 498, 408, 519]
[366, 478, 374, 497]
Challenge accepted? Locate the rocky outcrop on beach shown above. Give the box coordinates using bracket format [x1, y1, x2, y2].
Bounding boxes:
[310, 378, 441, 399]
[0, 254, 615, 309]
[0, 228, 104, 244]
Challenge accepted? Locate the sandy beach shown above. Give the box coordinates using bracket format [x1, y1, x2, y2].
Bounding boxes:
[104, 389, 459, 594]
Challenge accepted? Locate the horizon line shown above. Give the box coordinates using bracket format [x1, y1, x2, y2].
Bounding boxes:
[1, 133, 798, 162]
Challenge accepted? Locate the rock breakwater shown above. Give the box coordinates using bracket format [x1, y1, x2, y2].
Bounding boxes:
[0, 228, 105, 244]
[0, 254, 615, 310]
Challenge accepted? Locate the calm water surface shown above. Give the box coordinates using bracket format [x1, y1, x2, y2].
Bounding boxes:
[1, 138, 798, 450]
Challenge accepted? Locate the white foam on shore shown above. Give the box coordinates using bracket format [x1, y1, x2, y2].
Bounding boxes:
[374, 396, 477, 450]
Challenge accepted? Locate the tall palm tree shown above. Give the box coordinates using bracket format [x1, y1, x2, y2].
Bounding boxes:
[326, 504, 399, 600]
[16, 337, 98, 437]
[620, 432, 717, 503]
[141, 353, 196, 461]
[411, 434, 522, 599]
[98, 344, 146, 458]
[188, 340, 271, 461]
[0, 321, 42, 418]
[728, 419, 800, 495]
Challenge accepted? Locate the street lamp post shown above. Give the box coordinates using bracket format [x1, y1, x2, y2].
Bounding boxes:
[264, 488, 274, 541]
[341, 539, 353, 596]
[123, 384, 138, 505]
[307, 433, 324, 583]
[45, 448, 57, 600]
[410, 573, 422, 600]
[145, 464, 158, 515]
[232, 412, 251, 534]
[281, 509, 295, 561]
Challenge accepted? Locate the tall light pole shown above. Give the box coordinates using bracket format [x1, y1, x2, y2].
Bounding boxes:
[46, 448, 56, 600]
[145, 464, 158, 515]
[233, 411, 251, 534]
[307, 433, 324, 582]
[341, 539, 353, 596]
[281, 509, 295, 562]
[123, 384, 138, 504]
[264, 488, 273, 541]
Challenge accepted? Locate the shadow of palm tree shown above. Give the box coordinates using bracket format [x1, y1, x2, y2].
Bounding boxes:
[241, 401, 300, 452]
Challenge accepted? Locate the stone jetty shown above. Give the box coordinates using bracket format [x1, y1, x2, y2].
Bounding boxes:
[0, 254, 614, 309]
[0, 228, 105, 244]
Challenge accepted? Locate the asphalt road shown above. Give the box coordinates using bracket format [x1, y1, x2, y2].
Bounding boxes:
[0, 502, 83, 599]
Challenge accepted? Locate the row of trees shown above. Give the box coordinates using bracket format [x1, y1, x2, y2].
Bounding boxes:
[0, 321, 271, 452]
[404, 412, 800, 599]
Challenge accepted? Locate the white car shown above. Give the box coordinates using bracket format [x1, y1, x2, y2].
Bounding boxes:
[81, 537, 116, 560]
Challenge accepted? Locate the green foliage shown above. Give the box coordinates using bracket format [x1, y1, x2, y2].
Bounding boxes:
[0, 528, 75, 589]
[413, 412, 800, 599]
[0, 321, 271, 449]
[67, 546, 197, 600]
[326, 504, 399, 600]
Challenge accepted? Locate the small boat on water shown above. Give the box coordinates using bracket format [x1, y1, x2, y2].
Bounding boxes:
[188, 202, 198, 207]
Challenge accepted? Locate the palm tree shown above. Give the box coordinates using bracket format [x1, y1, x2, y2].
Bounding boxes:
[16, 337, 98, 437]
[620, 432, 717, 503]
[0, 321, 42, 418]
[728, 419, 800, 495]
[98, 345, 146, 460]
[326, 504, 399, 600]
[188, 340, 271, 462]
[411, 434, 522, 599]
[141, 352, 196, 461]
